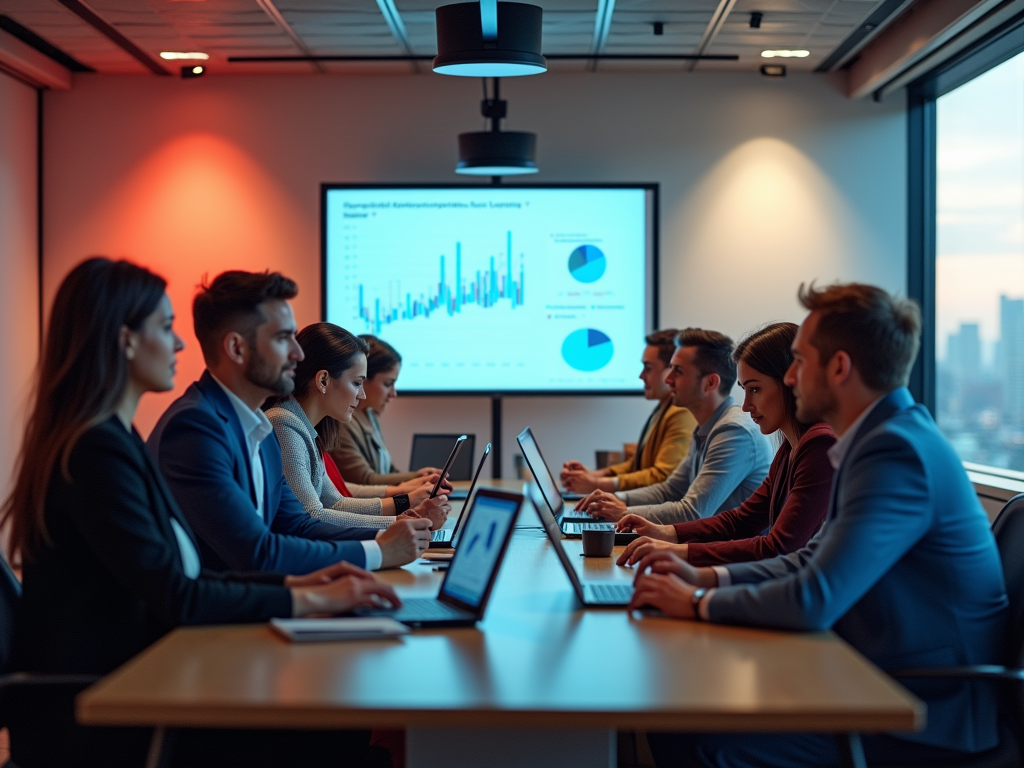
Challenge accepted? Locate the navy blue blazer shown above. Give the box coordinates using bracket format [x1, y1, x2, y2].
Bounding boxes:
[708, 388, 1009, 753]
[147, 371, 376, 574]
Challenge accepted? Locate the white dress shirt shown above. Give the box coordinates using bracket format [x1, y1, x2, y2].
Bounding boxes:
[210, 375, 383, 570]
[170, 518, 201, 579]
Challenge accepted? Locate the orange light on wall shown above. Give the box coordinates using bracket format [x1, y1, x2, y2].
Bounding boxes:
[48, 132, 311, 436]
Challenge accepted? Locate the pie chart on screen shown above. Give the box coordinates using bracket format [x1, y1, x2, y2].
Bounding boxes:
[568, 245, 606, 283]
[562, 329, 614, 372]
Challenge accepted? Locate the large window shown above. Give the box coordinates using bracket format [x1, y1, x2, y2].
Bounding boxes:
[934, 50, 1024, 471]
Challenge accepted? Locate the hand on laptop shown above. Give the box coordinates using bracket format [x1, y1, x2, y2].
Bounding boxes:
[411, 495, 450, 530]
[284, 560, 378, 587]
[377, 517, 433, 568]
[576, 490, 627, 522]
[289, 565, 403, 617]
[414, 466, 443, 478]
[616, 515, 677, 539]
[560, 460, 589, 481]
[630, 550, 717, 589]
[617, 538, 685, 567]
[628, 571, 699, 620]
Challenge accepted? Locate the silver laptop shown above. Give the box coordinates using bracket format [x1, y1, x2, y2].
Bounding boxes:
[516, 426, 637, 543]
[356, 488, 523, 627]
[525, 482, 633, 607]
[430, 443, 491, 547]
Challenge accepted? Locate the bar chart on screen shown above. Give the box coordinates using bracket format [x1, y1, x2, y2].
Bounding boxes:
[324, 186, 653, 392]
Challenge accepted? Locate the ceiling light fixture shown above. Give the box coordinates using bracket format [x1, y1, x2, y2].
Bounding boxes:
[456, 78, 538, 177]
[434, 0, 546, 77]
[760, 64, 785, 77]
[761, 49, 808, 58]
[160, 51, 209, 60]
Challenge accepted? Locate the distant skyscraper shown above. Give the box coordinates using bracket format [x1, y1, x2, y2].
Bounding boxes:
[1000, 296, 1024, 426]
[948, 323, 982, 382]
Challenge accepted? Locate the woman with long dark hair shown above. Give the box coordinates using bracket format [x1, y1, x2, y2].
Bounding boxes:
[3, 258, 398, 767]
[616, 322, 836, 567]
[330, 336, 441, 485]
[266, 323, 449, 535]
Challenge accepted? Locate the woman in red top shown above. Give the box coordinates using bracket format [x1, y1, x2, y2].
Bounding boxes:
[616, 322, 836, 567]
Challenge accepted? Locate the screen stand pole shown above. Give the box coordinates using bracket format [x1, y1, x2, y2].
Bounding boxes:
[491, 395, 502, 479]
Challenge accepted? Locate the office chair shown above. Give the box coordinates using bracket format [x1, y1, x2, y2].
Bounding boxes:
[868, 493, 1024, 768]
[410, 434, 476, 481]
[0, 552, 152, 768]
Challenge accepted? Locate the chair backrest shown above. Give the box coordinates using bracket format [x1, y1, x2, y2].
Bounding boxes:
[410, 434, 475, 481]
[0, 550, 21, 674]
[992, 494, 1024, 742]
[993, 494, 1024, 655]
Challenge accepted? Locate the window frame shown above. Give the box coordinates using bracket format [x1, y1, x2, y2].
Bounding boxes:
[907, 14, 1024, 419]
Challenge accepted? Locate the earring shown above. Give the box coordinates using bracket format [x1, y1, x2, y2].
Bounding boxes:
[126, 349, 135, 361]
[320, 385, 327, 394]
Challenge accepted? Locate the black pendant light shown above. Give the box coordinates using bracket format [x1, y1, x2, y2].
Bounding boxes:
[434, 0, 546, 77]
[456, 78, 538, 176]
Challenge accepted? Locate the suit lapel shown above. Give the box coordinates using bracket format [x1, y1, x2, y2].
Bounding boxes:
[197, 371, 259, 509]
[133, 425, 201, 552]
[825, 388, 915, 521]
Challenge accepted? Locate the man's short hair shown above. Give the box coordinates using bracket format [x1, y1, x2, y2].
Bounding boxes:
[797, 282, 921, 391]
[193, 270, 298, 364]
[644, 329, 680, 366]
[676, 328, 737, 395]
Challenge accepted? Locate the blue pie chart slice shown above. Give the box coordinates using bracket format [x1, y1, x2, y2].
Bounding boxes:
[568, 245, 606, 283]
[562, 329, 614, 372]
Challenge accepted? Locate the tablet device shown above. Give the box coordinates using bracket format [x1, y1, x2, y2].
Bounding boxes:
[430, 434, 467, 498]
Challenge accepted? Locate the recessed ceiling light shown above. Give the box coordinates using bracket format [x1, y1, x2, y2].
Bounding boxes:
[761, 50, 809, 58]
[160, 51, 210, 61]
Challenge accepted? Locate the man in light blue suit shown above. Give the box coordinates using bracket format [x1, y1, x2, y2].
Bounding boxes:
[631, 283, 1009, 766]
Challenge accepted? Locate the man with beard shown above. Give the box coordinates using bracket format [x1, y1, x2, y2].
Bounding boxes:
[149, 270, 435, 573]
[632, 283, 1009, 766]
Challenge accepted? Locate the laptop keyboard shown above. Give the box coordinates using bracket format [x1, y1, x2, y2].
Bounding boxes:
[586, 583, 633, 603]
[394, 598, 472, 620]
[563, 521, 614, 535]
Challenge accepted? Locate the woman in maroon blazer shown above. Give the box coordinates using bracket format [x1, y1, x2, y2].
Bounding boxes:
[616, 322, 835, 567]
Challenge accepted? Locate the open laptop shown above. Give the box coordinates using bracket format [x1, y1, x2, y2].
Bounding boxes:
[526, 482, 633, 607]
[355, 488, 523, 628]
[430, 443, 491, 547]
[516, 427, 637, 544]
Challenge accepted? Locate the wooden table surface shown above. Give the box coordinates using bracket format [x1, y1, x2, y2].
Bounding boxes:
[77, 485, 923, 734]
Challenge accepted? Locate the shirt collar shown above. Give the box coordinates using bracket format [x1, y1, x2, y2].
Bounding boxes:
[826, 395, 886, 470]
[697, 396, 735, 437]
[209, 373, 273, 446]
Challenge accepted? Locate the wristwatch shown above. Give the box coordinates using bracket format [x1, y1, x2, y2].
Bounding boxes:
[690, 587, 708, 619]
[393, 493, 411, 514]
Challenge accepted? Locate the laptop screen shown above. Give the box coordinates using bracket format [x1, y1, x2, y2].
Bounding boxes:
[516, 428, 564, 520]
[451, 443, 491, 549]
[441, 493, 520, 609]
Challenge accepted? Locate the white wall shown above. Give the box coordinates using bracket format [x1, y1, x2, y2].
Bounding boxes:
[42, 71, 905, 477]
[0, 72, 40, 547]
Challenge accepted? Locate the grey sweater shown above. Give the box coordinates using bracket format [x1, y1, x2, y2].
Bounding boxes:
[266, 398, 395, 530]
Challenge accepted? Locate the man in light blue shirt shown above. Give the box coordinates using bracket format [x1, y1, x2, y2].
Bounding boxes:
[579, 328, 772, 525]
[631, 284, 1008, 766]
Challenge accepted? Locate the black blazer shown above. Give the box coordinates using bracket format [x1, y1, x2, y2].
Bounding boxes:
[12, 417, 293, 676]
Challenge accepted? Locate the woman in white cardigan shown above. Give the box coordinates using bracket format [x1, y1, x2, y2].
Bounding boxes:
[266, 324, 450, 531]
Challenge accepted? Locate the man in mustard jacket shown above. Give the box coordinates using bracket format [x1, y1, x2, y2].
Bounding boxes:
[561, 329, 697, 493]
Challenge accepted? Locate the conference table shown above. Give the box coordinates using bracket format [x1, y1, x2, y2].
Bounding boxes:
[77, 479, 923, 768]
